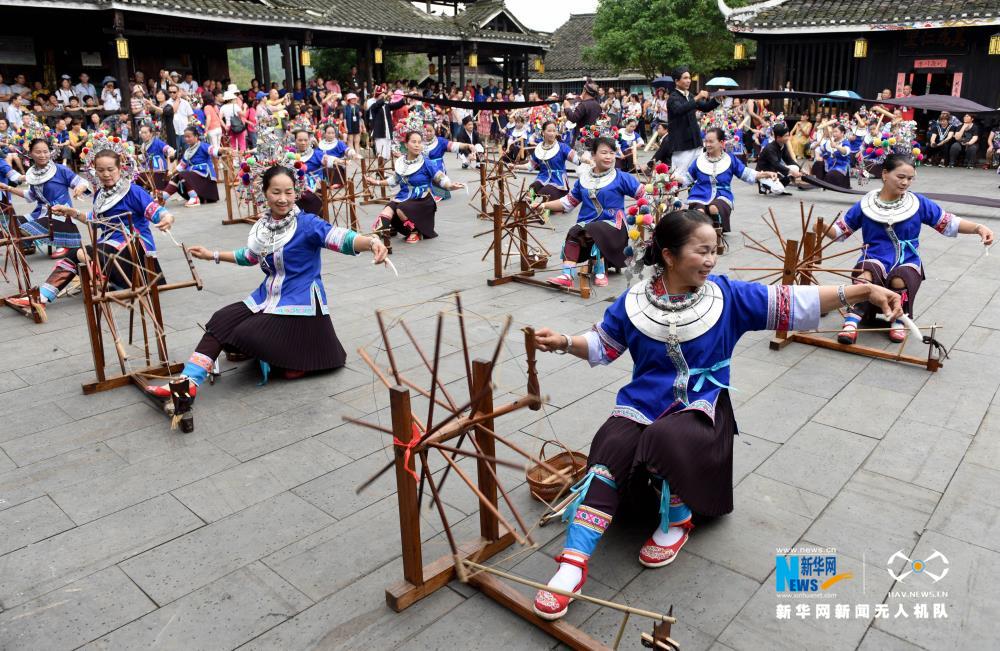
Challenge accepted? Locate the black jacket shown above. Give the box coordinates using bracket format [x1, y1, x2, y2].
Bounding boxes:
[564, 98, 602, 132]
[456, 127, 480, 147]
[365, 97, 406, 139]
[757, 140, 797, 176]
[666, 89, 718, 152]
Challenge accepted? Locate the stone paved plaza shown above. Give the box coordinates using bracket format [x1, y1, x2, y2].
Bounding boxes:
[1, 157, 999, 650]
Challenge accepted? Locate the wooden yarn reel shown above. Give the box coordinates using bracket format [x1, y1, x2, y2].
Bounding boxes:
[732, 202, 945, 371]
[349, 293, 679, 649]
[360, 156, 393, 206]
[0, 206, 51, 323]
[220, 150, 260, 226]
[320, 164, 360, 231]
[78, 215, 205, 425]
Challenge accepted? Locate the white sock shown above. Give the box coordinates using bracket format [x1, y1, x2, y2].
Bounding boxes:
[651, 525, 685, 547]
[547, 558, 584, 592]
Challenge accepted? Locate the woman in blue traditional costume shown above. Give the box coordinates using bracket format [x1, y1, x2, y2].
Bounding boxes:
[679, 127, 777, 234]
[365, 130, 465, 244]
[421, 121, 476, 202]
[137, 122, 175, 195]
[533, 136, 644, 288]
[826, 154, 993, 344]
[8, 139, 175, 308]
[146, 165, 388, 399]
[291, 127, 358, 216]
[814, 121, 852, 189]
[528, 209, 904, 621]
[515, 120, 585, 202]
[615, 118, 644, 173]
[502, 112, 532, 164]
[162, 126, 221, 207]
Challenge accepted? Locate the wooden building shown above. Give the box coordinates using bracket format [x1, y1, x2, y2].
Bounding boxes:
[721, 0, 1000, 110]
[1, 0, 548, 108]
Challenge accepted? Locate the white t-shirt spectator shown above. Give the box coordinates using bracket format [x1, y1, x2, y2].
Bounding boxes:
[55, 88, 74, 106]
[102, 88, 121, 111]
[10, 83, 28, 97]
[172, 97, 193, 135]
[73, 82, 97, 102]
[219, 102, 240, 128]
[180, 80, 199, 95]
[0, 83, 10, 111]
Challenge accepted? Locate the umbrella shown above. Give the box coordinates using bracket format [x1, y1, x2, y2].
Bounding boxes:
[651, 76, 674, 90]
[705, 77, 739, 88]
[879, 93, 993, 114]
[820, 89, 862, 103]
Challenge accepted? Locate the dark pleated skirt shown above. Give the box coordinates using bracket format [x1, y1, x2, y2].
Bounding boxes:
[18, 214, 82, 248]
[388, 195, 437, 238]
[529, 180, 567, 201]
[566, 221, 628, 268]
[139, 171, 170, 192]
[824, 169, 851, 189]
[179, 171, 220, 203]
[205, 301, 347, 371]
[855, 260, 923, 320]
[688, 199, 733, 232]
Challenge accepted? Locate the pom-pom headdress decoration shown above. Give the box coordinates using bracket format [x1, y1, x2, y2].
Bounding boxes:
[624, 162, 684, 283]
[237, 149, 307, 211]
[577, 115, 620, 149]
[80, 130, 139, 186]
[13, 114, 57, 154]
[393, 112, 431, 154]
[186, 114, 205, 137]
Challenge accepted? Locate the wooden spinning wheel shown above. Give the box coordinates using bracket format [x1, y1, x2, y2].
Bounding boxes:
[349, 293, 680, 650]
[220, 150, 260, 226]
[732, 202, 945, 371]
[78, 215, 205, 430]
[320, 165, 360, 231]
[360, 156, 393, 206]
[0, 208, 51, 323]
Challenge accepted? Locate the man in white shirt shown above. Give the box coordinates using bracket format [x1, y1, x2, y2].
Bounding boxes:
[180, 73, 199, 96]
[73, 73, 97, 102]
[169, 84, 193, 150]
[0, 73, 11, 112]
[5, 96, 26, 128]
[10, 74, 28, 98]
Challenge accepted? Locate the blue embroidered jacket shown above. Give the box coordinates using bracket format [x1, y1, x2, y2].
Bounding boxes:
[562, 170, 644, 226]
[91, 184, 166, 253]
[531, 142, 573, 189]
[25, 164, 86, 220]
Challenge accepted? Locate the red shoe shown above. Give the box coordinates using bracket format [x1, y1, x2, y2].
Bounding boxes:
[546, 274, 574, 288]
[7, 296, 36, 308]
[49, 247, 69, 259]
[888, 321, 906, 343]
[638, 522, 692, 568]
[405, 233, 421, 243]
[145, 383, 198, 399]
[837, 323, 858, 345]
[593, 273, 609, 287]
[533, 554, 587, 621]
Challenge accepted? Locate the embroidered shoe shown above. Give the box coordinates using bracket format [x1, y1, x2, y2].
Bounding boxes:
[547, 274, 574, 288]
[7, 296, 39, 308]
[593, 273, 609, 287]
[49, 247, 69, 259]
[145, 382, 198, 399]
[533, 554, 587, 621]
[638, 523, 692, 568]
[837, 323, 858, 345]
[405, 233, 421, 243]
[184, 197, 201, 207]
[888, 321, 907, 343]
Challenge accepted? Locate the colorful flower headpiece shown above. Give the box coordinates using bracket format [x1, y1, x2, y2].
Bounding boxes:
[80, 130, 139, 185]
[186, 114, 205, 136]
[623, 162, 684, 282]
[577, 116, 619, 148]
[14, 114, 56, 153]
[393, 112, 431, 152]
[236, 150, 307, 211]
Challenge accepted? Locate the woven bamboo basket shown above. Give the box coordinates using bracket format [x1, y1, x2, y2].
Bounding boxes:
[526, 439, 587, 502]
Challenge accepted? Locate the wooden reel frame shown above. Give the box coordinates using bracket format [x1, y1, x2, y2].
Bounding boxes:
[733, 203, 944, 372]
[360, 156, 392, 206]
[349, 294, 679, 650]
[320, 165, 360, 231]
[78, 217, 205, 400]
[220, 151, 260, 226]
[0, 206, 51, 323]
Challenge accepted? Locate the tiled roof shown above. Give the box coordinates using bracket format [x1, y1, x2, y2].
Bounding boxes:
[724, 0, 1000, 33]
[19, 0, 549, 47]
[534, 13, 641, 81]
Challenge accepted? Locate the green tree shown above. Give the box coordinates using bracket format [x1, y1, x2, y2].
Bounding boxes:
[584, 0, 751, 79]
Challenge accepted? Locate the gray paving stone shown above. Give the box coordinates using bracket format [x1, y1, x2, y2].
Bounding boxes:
[0, 496, 75, 555]
[757, 421, 877, 498]
[965, 405, 1000, 471]
[0, 401, 77, 445]
[733, 385, 829, 444]
[172, 437, 351, 523]
[212, 395, 363, 462]
[0, 444, 128, 512]
[1, 402, 162, 466]
[0, 449, 12, 473]
[804, 470, 939, 565]
[0, 567, 155, 651]
[772, 347, 870, 399]
[874, 529, 998, 650]
[50, 440, 237, 524]
[926, 461, 1000, 554]
[120, 492, 333, 605]
[812, 382, 913, 440]
[241, 559, 464, 651]
[850, 358, 932, 397]
[857, 628, 927, 651]
[727, 353, 790, 406]
[83, 562, 311, 651]
[685, 473, 824, 582]
[732, 433, 780, 486]
[0, 370, 27, 394]
[864, 418, 972, 493]
[0, 494, 202, 608]
[292, 449, 403, 520]
[906, 349, 1000, 434]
